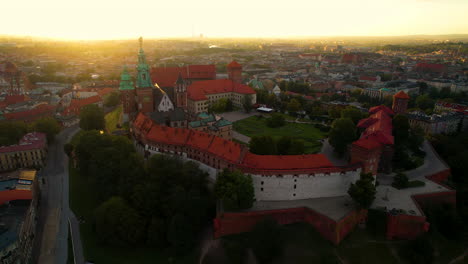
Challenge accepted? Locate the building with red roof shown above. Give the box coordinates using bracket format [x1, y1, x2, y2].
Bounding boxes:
[415, 63, 446, 74]
[151, 65, 216, 88]
[186, 61, 256, 115]
[3, 103, 56, 123]
[351, 105, 394, 174]
[0, 133, 47, 172]
[392, 91, 409, 114]
[61, 95, 102, 117]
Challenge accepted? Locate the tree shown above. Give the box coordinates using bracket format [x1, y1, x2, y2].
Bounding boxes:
[167, 213, 195, 252]
[392, 172, 409, 189]
[328, 118, 356, 157]
[328, 106, 341, 119]
[104, 91, 121, 107]
[266, 113, 285, 128]
[32, 117, 61, 142]
[0, 121, 29, 146]
[341, 106, 364, 125]
[287, 99, 301, 113]
[249, 135, 277, 155]
[242, 94, 253, 113]
[416, 94, 435, 111]
[393, 114, 410, 144]
[79, 104, 105, 131]
[214, 169, 254, 211]
[276, 136, 305, 155]
[348, 172, 376, 208]
[94, 196, 145, 245]
[250, 218, 283, 264]
[64, 143, 73, 157]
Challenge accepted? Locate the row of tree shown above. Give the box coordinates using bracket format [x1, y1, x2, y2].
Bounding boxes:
[0, 117, 61, 145]
[249, 135, 305, 155]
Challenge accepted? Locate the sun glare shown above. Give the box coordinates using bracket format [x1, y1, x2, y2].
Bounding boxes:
[1, 0, 468, 40]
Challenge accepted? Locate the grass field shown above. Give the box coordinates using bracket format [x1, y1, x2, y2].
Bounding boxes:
[104, 105, 122, 133]
[233, 115, 327, 153]
[69, 165, 198, 264]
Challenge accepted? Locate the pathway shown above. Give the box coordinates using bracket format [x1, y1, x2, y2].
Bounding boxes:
[34, 126, 82, 264]
[376, 140, 448, 186]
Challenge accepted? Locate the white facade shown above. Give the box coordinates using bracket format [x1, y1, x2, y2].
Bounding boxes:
[252, 169, 361, 201]
[142, 142, 362, 201]
[157, 94, 174, 112]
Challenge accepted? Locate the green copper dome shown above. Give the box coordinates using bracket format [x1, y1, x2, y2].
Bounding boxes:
[119, 66, 134, 91]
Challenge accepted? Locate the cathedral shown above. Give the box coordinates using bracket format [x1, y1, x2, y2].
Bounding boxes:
[119, 37, 187, 128]
[120, 37, 256, 127]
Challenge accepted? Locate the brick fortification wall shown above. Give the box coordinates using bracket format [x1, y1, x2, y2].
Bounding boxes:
[386, 168, 456, 240]
[214, 207, 367, 245]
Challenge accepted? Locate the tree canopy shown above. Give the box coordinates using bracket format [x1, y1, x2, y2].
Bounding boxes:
[104, 91, 121, 107]
[32, 117, 61, 142]
[348, 172, 376, 209]
[266, 113, 285, 128]
[79, 104, 105, 131]
[214, 169, 254, 211]
[242, 94, 253, 113]
[328, 118, 356, 157]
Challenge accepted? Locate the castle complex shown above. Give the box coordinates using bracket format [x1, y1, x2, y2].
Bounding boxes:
[124, 39, 454, 244]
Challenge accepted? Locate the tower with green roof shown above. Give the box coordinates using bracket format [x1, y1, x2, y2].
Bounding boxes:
[134, 37, 155, 113]
[119, 65, 136, 122]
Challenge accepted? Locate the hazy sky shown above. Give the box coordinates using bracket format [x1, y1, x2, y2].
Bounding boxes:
[2, 0, 468, 40]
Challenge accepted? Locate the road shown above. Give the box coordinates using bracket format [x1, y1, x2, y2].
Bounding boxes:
[33, 126, 82, 264]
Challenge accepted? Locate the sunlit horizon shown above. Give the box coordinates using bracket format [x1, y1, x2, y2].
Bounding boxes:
[2, 0, 468, 41]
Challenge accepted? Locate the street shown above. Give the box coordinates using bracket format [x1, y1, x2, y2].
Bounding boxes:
[33, 126, 82, 264]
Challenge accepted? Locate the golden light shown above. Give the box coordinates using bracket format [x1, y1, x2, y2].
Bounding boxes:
[99, 130, 104, 135]
[1, 0, 468, 40]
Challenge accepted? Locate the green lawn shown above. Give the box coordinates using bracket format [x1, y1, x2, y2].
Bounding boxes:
[104, 105, 122, 133]
[233, 115, 327, 153]
[69, 165, 198, 264]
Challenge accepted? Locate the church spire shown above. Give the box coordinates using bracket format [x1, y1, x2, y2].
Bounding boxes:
[136, 37, 153, 88]
[119, 65, 134, 91]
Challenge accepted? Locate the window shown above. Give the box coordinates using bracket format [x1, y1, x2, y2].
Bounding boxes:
[293, 193, 296, 197]
[261, 188, 264, 191]
[294, 185, 296, 189]
[261, 181, 264, 185]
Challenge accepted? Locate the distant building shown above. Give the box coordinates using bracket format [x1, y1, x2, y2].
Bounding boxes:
[407, 111, 462, 135]
[0, 170, 39, 264]
[186, 61, 256, 116]
[392, 91, 409, 114]
[188, 112, 233, 140]
[0, 133, 47, 172]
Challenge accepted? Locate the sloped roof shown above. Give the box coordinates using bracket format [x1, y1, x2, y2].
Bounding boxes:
[187, 79, 255, 101]
[241, 153, 333, 171]
[394, 90, 410, 99]
[4, 104, 55, 121]
[227, 60, 242, 68]
[150, 65, 216, 87]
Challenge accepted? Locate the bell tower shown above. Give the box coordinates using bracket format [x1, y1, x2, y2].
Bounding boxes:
[135, 37, 154, 113]
[119, 65, 136, 122]
[227, 61, 243, 84]
[175, 72, 187, 109]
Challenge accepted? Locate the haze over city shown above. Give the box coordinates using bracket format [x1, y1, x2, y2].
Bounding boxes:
[2, 0, 468, 40]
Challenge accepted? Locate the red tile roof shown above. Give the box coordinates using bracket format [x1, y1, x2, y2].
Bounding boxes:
[227, 61, 242, 68]
[241, 153, 333, 171]
[208, 136, 243, 163]
[0, 132, 46, 153]
[415, 63, 446, 73]
[0, 189, 32, 205]
[188, 79, 255, 101]
[151, 65, 216, 87]
[146, 125, 190, 146]
[353, 104, 394, 149]
[134, 112, 341, 172]
[359, 76, 377, 82]
[186, 130, 214, 150]
[4, 104, 55, 121]
[394, 90, 409, 99]
[62, 95, 102, 116]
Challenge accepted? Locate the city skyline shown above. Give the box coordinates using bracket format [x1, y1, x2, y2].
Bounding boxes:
[2, 0, 468, 40]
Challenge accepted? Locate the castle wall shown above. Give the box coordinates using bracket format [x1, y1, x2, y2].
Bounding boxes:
[252, 169, 361, 201]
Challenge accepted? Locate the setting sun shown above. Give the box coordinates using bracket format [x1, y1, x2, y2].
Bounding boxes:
[2, 0, 468, 40]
